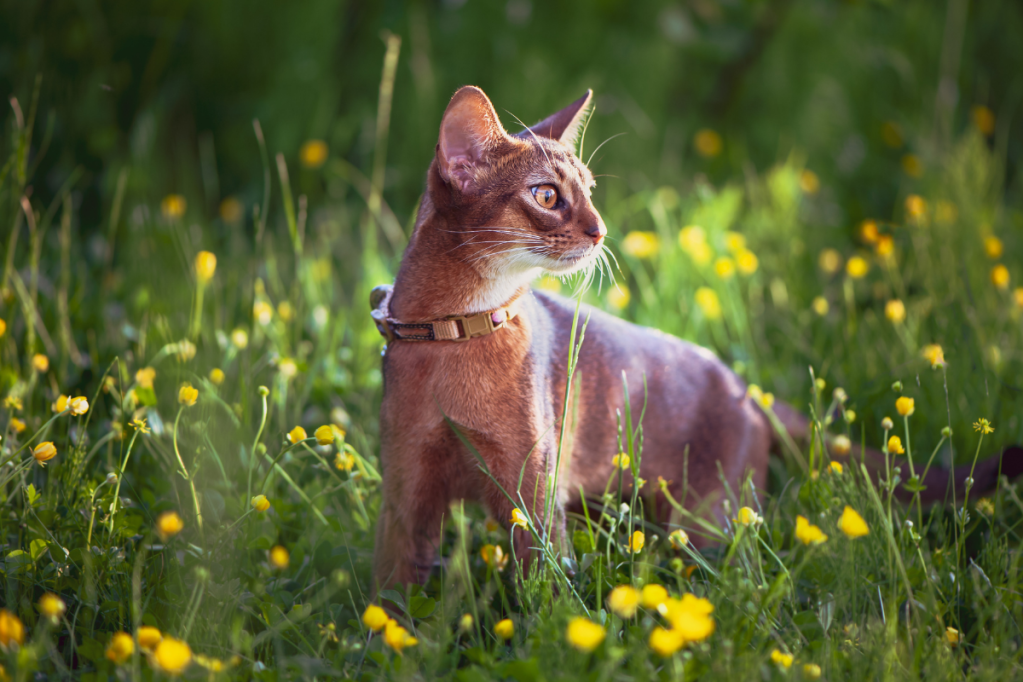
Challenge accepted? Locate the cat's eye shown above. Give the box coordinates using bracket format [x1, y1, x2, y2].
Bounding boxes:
[532, 184, 559, 210]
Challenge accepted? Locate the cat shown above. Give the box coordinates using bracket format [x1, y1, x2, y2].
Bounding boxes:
[371, 85, 1023, 590]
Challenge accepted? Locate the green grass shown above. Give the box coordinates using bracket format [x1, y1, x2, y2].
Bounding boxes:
[2, 69, 1023, 682]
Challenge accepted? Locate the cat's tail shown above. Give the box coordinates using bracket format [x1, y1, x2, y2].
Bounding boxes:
[769, 401, 1023, 504]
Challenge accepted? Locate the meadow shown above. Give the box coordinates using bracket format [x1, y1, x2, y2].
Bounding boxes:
[4, 2, 1023, 680]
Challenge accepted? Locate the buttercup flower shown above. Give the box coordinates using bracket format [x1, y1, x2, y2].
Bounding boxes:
[178, 384, 198, 406]
[799, 169, 820, 194]
[984, 236, 1003, 259]
[649, 626, 684, 656]
[161, 195, 186, 219]
[736, 249, 759, 275]
[627, 530, 645, 553]
[157, 511, 184, 540]
[269, 545, 290, 570]
[300, 140, 329, 169]
[607, 285, 630, 309]
[0, 609, 25, 648]
[972, 105, 995, 135]
[38, 593, 66, 620]
[991, 264, 1010, 289]
[714, 257, 736, 279]
[33, 441, 57, 465]
[976, 497, 995, 516]
[607, 585, 640, 619]
[136, 367, 156, 389]
[362, 605, 389, 632]
[668, 529, 689, 549]
[622, 231, 660, 259]
[795, 515, 828, 545]
[896, 397, 915, 417]
[887, 435, 905, 455]
[694, 129, 722, 158]
[32, 354, 49, 372]
[315, 425, 335, 446]
[735, 506, 762, 527]
[829, 461, 843, 475]
[219, 196, 243, 223]
[831, 435, 851, 456]
[658, 594, 715, 642]
[885, 299, 906, 324]
[153, 637, 192, 676]
[459, 613, 474, 633]
[837, 506, 869, 539]
[194, 251, 217, 283]
[335, 451, 356, 472]
[724, 232, 746, 253]
[946, 626, 960, 647]
[612, 452, 630, 469]
[812, 296, 829, 316]
[641, 584, 669, 609]
[860, 220, 879, 243]
[287, 426, 308, 444]
[881, 416, 894, 431]
[69, 396, 89, 416]
[481, 544, 509, 571]
[106, 631, 134, 664]
[0, 319, 5, 337]
[905, 195, 928, 223]
[251, 495, 270, 512]
[679, 225, 712, 264]
[510, 508, 529, 530]
[973, 418, 994, 435]
[846, 256, 869, 279]
[209, 368, 225, 385]
[771, 649, 794, 668]
[253, 301, 273, 325]
[803, 663, 822, 679]
[137, 626, 162, 650]
[383, 619, 418, 653]
[819, 249, 842, 274]
[231, 328, 249, 349]
[566, 616, 606, 652]
[875, 234, 894, 258]
[922, 344, 946, 368]
[695, 287, 722, 320]
[494, 618, 514, 640]
[9, 417, 26, 434]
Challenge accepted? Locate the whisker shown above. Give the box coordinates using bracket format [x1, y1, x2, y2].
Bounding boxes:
[585, 132, 627, 168]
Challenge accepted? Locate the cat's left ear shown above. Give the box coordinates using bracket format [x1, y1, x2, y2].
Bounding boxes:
[514, 90, 593, 151]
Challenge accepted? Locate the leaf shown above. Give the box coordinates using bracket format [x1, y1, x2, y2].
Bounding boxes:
[30, 538, 49, 562]
[497, 658, 541, 682]
[5, 550, 32, 573]
[134, 386, 157, 406]
[379, 589, 405, 610]
[408, 595, 436, 619]
[573, 529, 594, 555]
[25, 483, 40, 507]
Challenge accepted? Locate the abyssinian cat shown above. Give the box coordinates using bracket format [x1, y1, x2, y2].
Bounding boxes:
[371, 86, 1022, 590]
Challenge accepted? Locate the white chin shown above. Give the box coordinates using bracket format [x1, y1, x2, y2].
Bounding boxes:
[540, 248, 599, 275]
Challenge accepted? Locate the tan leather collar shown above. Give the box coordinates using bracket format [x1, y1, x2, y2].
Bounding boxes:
[369, 284, 520, 343]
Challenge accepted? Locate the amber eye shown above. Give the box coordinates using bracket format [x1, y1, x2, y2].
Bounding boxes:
[532, 184, 558, 209]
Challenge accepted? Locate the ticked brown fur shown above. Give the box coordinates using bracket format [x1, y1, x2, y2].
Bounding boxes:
[373, 86, 1021, 590]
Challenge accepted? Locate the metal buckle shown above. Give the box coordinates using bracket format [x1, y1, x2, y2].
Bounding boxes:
[371, 309, 395, 343]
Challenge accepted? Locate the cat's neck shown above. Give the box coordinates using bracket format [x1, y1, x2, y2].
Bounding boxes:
[389, 206, 539, 322]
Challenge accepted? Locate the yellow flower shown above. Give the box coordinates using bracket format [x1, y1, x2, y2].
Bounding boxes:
[714, 257, 735, 279]
[795, 515, 828, 545]
[695, 287, 721, 320]
[174, 339, 196, 362]
[219, 196, 243, 223]
[735, 506, 762, 527]
[607, 585, 640, 619]
[658, 594, 715, 642]
[153, 637, 192, 676]
[905, 194, 928, 223]
[32, 354, 49, 372]
[746, 385, 774, 409]
[9, 417, 26, 434]
[459, 613, 474, 633]
[881, 416, 894, 431]
[973, 418, 994, 435]
[251, 495, 270, 512]
[481, 544, 508, 571]
[277, 301, 294, 322]
[194, 251, 217, 284]
[922, 344, 946, 368]
[641, 584, 669, 609]
[668, 529, 689, 549]
[895, 396, 914, 417]
[649, 626, 685, 657]
[33, 441, 57, 466]
[679, 225, 712, 264]
[253, 300, 273, 325]
[885, 299, 905, 324]
[510, 508, 529, 530]
[362, 605, 389, 632]
[0, 319, 5, 337]
[881, 121, 903, 148]
[771, 649, 794, 669]
[875, 234, 894, 259]
[846, 256, 869, 279]
[178, 384, 198, 406]
[803, 663, 822, 679]
[736, 249, 758, 275]
[157, 511, 184, 540]
[0, 609, 25, 648]
[269, 545, 290, 570]
[383, 619, 418, 653]
[812, 296, 829, 316]
[300, 140, 329, 169]
[983, 235, 1003, 259]
[837, 506, 869, 539]
[627, 530, 645, 553]
[887, 435, 905, 455]
[724, 232, 746, 253]
[860, 220, 879, 244]
[976, 497, 995, 516]
[946, 626, 960, 647]
[231, 328, 249, 349]
[161, 194, 187, 219]
[612, 452, 630, 469]
[829, 461, 843, 475]
[287, 426, 308, 444]
[622, 231, 660, 259]
[607, 285, 630, 309]
[278, 358, 298, 378]
[901, 154, 923, 178]
[799, 169, 820, 194]
[209, 368, 225, 385]
[105, 631, 134, 664]
[694, 129, 722, 158]
[565, 616, 606, 652]
[818, 248, 842, 274]
[1015, 288, 1023, 308]
[195, 655, 226, 672]
[972, 105, 995, 135]
[831, 435, 851, 457]
[315, 425, 335, 446]
[991, 264, 1010, 289]
[335, 451, 356, 472]
[38, 593, 66, 620]
[132, 418, 151, 434]
[68, 396, 89, 416]
[136, 367, 156, 389]
[494, 618, 515, 640]
[137, 626, 162, 650]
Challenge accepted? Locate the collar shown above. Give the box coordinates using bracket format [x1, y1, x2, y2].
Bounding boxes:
[369, 284, 521, 343]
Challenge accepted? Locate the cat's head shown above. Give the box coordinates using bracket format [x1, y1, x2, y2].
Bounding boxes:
[428, 86, 608, 282]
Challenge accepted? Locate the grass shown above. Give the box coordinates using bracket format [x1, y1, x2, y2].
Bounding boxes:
[2, 69, 1023, 682]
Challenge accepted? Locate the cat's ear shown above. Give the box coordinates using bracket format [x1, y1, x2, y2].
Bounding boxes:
[437, 86, 508, 193]
[514, 90, 593, 151]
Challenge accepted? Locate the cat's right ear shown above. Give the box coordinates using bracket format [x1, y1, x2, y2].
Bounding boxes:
[437, 86, 508, 193]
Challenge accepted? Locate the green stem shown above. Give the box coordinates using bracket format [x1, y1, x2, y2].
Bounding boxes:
[172, 406, 204, 536]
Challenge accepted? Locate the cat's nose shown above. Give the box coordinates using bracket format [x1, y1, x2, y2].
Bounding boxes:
[585, 222, 606, 245]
